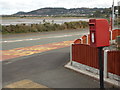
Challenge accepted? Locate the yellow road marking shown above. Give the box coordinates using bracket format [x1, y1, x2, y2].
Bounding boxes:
[2, 40, 73, 61]
[5, 79, 49, 88]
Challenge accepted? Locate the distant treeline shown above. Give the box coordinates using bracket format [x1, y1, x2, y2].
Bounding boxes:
[1, 21, 88, 34]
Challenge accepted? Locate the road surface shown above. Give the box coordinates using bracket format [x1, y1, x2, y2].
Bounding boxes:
[2, 29, 114, 88]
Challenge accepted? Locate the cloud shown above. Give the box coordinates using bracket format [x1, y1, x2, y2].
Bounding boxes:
[0, 0, 118, 15]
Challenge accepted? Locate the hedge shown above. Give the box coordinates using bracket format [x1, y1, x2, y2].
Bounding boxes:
[1, 21, 88, 34]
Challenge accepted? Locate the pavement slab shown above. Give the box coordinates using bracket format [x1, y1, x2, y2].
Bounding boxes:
[4, 79, 49, 88]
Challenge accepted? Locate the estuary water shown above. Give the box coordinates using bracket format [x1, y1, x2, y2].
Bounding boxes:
[1, 18, 89, 26]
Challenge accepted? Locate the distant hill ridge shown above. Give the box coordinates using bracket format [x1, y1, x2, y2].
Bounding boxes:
[13, 7, 113, 17]
[14, 7, 67, 15]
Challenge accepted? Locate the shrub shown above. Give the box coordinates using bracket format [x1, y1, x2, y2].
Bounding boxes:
[2, 21, 88, 34]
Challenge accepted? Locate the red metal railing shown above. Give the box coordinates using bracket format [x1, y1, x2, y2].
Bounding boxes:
[72, 29, 120, 81]
[73, 29, 120, 45]
[88, 34, 90, 44]
[72, 44, 120, 77]
[112, 29, 120, 40]
[72, 44, 99, 69]
[74, 39, 82, 44]
[82, 35, 87, 44]
[107, 51, 120, 76]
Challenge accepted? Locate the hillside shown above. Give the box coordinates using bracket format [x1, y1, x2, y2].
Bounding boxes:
[13, 7, 111, 17]
[14, 8, 67, 16]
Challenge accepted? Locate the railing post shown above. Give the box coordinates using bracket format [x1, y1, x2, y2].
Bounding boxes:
[104, 50, 109, 78]
[86, 35, 89, 44]
[80, 38, 83, 44]
[110, 30, 113, 41]
[70, 44, 73, 65]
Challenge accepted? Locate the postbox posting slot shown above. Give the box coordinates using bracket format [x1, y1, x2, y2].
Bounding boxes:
[89, 23, 95, 26]
[89, 23, 95, 30]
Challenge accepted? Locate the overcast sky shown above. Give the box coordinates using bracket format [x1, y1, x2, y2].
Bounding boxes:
[0, 0, 119, 15]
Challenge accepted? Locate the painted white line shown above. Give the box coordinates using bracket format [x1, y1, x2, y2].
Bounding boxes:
[1, 33, 88, 43]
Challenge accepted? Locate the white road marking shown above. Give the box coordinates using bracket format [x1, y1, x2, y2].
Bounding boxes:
[1, 33, 88, 43]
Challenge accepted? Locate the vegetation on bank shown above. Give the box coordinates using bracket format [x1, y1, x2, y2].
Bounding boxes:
[114, 17, 120, 26]
[1, 21, 88, 34]
[2, 16, 88, 19]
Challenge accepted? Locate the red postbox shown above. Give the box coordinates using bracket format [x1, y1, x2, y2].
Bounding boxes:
[89, 19, 110, 47]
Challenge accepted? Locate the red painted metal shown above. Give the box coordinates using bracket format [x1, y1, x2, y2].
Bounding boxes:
[82, 35, 87, 44]
[89, 19, 110, 47]
[74, 39, 82, 44]
[72, 44, 99, 69]
[107, 51, 120, 76]
[88, 34, 90, 44]
[112, 29, 120, 40]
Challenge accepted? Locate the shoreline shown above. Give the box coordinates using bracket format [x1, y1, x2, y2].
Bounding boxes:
[1, 16, 89, 20]
[1, 17, 89, 26]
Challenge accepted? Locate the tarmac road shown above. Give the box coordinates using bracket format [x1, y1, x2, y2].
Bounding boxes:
[2, 29, 113, 88]
[2, 47, 113, 88]
[2, 29, 89, 50]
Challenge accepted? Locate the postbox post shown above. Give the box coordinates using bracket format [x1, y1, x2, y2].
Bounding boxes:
[98, 47, 104, 88]
[89, 19, 110, 89]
